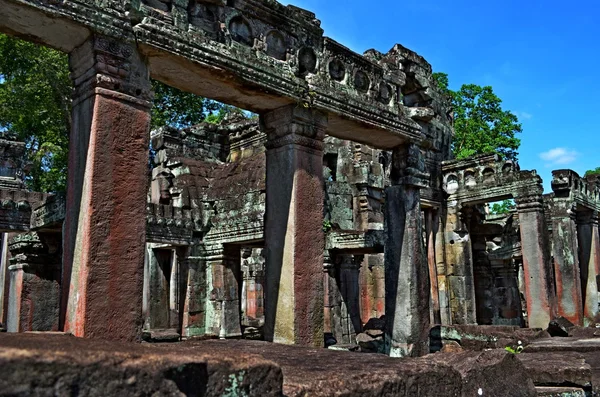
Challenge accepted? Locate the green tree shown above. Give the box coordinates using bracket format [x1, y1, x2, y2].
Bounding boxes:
[433, 72, 522, 161]
[489, 199, 515, 215]
[0, 34, 232, 192]
[0, 34, 71, 192]
[584, 167, 600, 177]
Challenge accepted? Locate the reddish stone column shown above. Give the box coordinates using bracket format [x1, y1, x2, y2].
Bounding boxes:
[62, 36, 152, 341]
[6, 233, 61, 332]
[516, 193, 557, 329]
[550, 200, 582, 325]
[425, 209, 441, 325]
[262, 105, 326, 347]
[385, 144, 430, 357]
[577, 211, 600, 325]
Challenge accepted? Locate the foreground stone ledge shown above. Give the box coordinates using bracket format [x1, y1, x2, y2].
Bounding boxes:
[168, 340, 536, 397]
[0, 334, 283, 396]
[0, 334, 538, 396]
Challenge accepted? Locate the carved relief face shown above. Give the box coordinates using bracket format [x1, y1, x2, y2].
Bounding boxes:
[298, 47, 317, 74]
[265, 30, 287, 60]
[229, 16, 253, 46]
[378, 83, 393, 104]
[328, 59, 346, 81]
[354, 70, 370, 93]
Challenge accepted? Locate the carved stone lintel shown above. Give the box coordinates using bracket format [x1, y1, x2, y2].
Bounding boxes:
[70, 35, 153, 105]
[261, 105, 327, 151]
[515, 194, 544, 213]
[390, 143, 429, 188]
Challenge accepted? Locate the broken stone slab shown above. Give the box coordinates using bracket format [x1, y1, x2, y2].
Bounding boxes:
[518, 352, 592, 388]
[327, 343, 360, 352]
[436, 324, 546, 351]
[0, 333, 283, 396]
[141, 328, 181, 343]
[426, 349, 537, 397]
[355, 332, 384, 353]
[535, 386, 586, 397]
[525, 338, 600, 353]
[548, 317, 576, 337]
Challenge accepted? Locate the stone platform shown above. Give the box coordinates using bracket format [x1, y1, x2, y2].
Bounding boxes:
[0, 333, 538, 396]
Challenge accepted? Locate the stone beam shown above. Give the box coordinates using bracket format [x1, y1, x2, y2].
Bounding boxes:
[262, 105, 326, 347]
[62, 35, 152, 341]
[0, 0, 423, 149]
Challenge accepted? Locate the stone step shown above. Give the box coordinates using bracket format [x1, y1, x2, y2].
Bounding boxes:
[535, 386, 586, 397]
[141, 328, 180, 343]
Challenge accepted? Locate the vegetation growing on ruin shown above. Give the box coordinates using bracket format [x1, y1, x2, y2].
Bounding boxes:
[433, 72, 522, 161]
[585, 167, 600, 177]
[0, 34, 237, 193]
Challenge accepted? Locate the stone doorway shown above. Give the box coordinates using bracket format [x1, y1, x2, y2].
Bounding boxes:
[143, 246, 186, 340]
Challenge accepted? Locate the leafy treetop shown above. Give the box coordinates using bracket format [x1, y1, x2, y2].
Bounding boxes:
[433, 72, 522, 161]
[584, 167, 600, 177]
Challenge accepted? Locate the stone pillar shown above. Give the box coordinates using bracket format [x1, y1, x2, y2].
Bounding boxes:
[323, 252, 335, 339]
[262, 105, 326, 347]
[384, 144, 430, 357]
[6, 233, 61, 332]
[550, 200, 583, 325]
[436, 209, 451, 325]
[444, 204, 477, 325]
[205, 245, 242, 338]
[337, 254, 363, 343]
[0, 233, 9, 327]
[180, 247, 207, 339]
[425, 209, 441, 325]
[516, 194, 556, 329]
[62, 36, 152, 341]
[577, 211, 600, 325]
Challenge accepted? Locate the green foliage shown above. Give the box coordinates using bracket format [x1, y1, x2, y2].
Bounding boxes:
[322, 220, 332, 233]
[432, 73, 522, 161]
[504, 345, 523, 354]
[0, 34, 250, 193]
[584, 167, 600, 177]
[150, 81, 224, 130]
[489, 199, 515, 215]
[0, 34, 71, 192]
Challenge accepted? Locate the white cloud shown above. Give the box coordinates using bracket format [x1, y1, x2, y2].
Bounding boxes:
[539, 147, 579, 166]
[515, 111, 532, 120]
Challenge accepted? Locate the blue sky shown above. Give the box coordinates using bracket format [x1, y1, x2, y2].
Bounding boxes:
[281, 0, 600, 192]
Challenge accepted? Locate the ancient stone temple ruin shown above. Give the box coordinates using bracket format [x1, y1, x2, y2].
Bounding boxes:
[0, 0, 599, 395]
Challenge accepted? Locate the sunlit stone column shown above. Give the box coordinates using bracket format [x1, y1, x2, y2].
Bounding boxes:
[516, 193, 557, 329]
[549, 199, 582, 325]
[262, 105, 326, 347]
[63, 36, 152, 341]
[577, 211, 600, 325]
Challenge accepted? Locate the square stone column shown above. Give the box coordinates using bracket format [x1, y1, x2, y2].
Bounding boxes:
[62, 36, 152, 341]
[577, 211, 600, 325]
[443, 204, 477, 325]
[205, 244, 242, 338]
[262, 105, 327, 347]
[6, 233, 61, 333]
[425, 209, 441, 325]
[516, 193, 557, 329]
[384, 144, 430, 357]
[549, 200, 583, 325]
